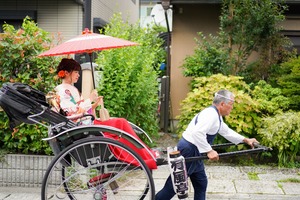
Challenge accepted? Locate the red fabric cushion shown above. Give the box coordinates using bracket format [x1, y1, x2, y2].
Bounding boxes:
[93, 118, 157, 170]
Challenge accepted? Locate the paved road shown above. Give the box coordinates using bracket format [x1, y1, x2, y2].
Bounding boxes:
[0, 164, 299, 200]
[154, 164, 300, 200]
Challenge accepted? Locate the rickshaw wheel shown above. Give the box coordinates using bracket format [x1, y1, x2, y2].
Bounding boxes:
[41, 136, 155, 200]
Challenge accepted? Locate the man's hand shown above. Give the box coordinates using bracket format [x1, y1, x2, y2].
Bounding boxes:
[207, 149, 219, 161]
[243, 138, 259, 148]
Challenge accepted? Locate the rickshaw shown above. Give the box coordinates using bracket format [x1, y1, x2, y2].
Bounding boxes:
[0, 82, 271, 200]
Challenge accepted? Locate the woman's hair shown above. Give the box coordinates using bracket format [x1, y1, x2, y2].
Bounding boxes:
[56, 58, 81, 74]
[213, 89, 234, 105]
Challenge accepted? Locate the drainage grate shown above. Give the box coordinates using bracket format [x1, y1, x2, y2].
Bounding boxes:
[0, 154, 54, 187]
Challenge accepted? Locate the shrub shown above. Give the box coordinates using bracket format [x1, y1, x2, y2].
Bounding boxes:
[257, 112, 300, 167]
[95, 13, 165, 144]
[181, 32, 231, 77]
[251, 80, 290, 115]
[277, 56, 300, 110]
[0, 17, 59, 155]
[176, 74, 259, 141]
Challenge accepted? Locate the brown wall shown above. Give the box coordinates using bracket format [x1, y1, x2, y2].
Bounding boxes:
[170, 4, 221, 119]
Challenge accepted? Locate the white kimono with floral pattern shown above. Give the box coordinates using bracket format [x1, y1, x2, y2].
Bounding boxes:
[55, 83, 92, 116]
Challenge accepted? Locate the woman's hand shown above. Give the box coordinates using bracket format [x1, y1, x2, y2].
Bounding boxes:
[92, 96, 103, 109]
[76, 107, 86, 114]
[90, 89, 98, 102]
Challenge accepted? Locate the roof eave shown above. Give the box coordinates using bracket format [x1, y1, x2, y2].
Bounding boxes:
[168, 0, 300, 4]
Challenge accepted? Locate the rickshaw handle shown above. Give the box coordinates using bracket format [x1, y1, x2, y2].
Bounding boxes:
[184, 142, 272, 163]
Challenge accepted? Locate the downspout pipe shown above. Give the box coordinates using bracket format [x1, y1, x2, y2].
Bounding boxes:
[84, 0, 92, 30]
[73, 0, 84, 6]
[161, 0, 171, 132]
[73, 0, 91, 31]
[73, 0, 85, 30]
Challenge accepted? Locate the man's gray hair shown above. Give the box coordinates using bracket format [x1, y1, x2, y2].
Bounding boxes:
[213, 90, 234, 105]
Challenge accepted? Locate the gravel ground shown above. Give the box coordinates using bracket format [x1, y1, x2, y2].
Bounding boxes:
[155, 132, 179, 149]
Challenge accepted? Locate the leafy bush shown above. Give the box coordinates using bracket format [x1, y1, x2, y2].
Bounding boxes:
[0, 17, 60, 155]
[177, 75, 297, 166]
[95, 13, 165, 144]
[181, 32, 231, 77]
[277, 56, 300, 110]
[0, 17, 59, 89]
[251, 80, 290, 115]
[176, 74, 259, 140]
[257, 112, 300, 167]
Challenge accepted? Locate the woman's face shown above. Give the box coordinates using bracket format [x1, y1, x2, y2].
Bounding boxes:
[71, 71, 80, 83]
[65, 70, 80, 84]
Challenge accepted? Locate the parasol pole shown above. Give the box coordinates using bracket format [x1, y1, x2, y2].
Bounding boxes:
[88, 52, 96, 89]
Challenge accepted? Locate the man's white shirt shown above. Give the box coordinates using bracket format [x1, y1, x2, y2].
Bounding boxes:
[182, 106, 245, 153]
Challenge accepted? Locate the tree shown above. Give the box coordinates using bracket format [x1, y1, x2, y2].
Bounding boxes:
[181, 0, 294, 83]
[220, 0, 289, 75]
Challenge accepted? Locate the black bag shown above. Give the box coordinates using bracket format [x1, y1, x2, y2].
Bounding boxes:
[6, 82, 48, 106]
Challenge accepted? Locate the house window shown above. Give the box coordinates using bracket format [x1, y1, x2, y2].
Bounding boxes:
[0, 20, 22, 32]
[147, 7, 153, 16]
[282, 30, 300, 55]
[0, 10, 37, 32]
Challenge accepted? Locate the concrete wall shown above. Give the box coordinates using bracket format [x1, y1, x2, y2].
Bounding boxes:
[92, 0, 139, 27]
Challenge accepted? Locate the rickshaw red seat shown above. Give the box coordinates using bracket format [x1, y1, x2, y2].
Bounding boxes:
[94, 118, 157, 170]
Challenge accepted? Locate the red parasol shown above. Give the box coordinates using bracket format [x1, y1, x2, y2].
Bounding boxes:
[39, 28, 138, 88]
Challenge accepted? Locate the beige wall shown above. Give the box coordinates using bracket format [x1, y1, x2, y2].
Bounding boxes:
[0, 0, 83, 41]
[0, 0, 139, 42]
[92, 0, 139, 26]
[170, 4, 221, 118]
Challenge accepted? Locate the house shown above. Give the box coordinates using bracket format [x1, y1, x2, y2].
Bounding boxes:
[160, 0, 300, 127]
[140, 0, 172, 29]
[2, 0, 300, 131]
[0, 0, 140, 101]
[0, 0, 139, 41]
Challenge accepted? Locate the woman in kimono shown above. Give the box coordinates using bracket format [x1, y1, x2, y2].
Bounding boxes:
[54, 58, 157, 170]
